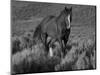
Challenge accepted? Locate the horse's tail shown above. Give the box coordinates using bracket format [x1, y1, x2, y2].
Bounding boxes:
[33, 24, 42, 39]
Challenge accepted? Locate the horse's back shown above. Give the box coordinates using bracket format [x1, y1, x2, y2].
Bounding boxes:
[41, 16, 55, 27]
[33, 15, 56, 39]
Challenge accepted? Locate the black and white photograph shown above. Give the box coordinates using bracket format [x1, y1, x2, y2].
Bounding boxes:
[11, 0, 96, 74]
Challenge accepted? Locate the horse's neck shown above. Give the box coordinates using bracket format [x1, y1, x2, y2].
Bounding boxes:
[56, 13, 65, 25]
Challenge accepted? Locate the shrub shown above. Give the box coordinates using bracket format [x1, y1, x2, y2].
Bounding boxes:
[12, 30, 36, 54]
[11, 31, 96, 73]
[12, 36, 21, 54]
[11, 43, 61, 74]
[55, 37, 96, 71]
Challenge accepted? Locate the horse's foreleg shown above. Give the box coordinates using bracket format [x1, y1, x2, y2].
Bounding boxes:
[49, 47, 53, 57]
[58, 39, 64, 58]
[62, 40, 65, 50]
[48, 38, 56, 57]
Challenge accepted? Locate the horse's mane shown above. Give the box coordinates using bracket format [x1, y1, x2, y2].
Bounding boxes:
[40, 16, 55, 26]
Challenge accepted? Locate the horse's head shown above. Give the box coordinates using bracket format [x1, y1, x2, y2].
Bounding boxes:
[63, 7, 72, 29]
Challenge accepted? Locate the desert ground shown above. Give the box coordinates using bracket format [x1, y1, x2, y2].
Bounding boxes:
[11, 0, 96, 74]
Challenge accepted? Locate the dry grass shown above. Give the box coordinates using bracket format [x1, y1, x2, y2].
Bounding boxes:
[11, 1, 96, 74]
[11, 31, 96, 74]
[11, 39, 61, 74]
[55, 37, 96, 71]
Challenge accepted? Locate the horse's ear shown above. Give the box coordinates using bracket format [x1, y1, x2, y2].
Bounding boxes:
[65, 7, 72, 12]
[69, 7, 72, 22]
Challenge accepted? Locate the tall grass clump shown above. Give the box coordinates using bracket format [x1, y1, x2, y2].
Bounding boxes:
[12, 42, 61, 74]
[55, 37, 96, 71]
[11, 30, 96, 74]
[11, 30, 35, 54]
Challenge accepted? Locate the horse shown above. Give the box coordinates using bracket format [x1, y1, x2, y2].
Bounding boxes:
[33, 7, 72, 57]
